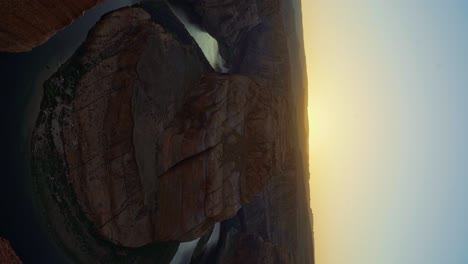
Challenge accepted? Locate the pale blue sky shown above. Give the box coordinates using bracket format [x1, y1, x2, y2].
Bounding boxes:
[303, 1, 468, 263]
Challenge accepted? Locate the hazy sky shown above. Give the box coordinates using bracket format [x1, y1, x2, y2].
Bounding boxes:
[302, 1, 468, 263]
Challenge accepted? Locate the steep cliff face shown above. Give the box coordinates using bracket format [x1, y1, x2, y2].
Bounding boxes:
[171, 0, 288, 90]
[190, 0, 262, 66]
[155, 72, 295, 243]
[172, 0, 314, 263]
[225, 234, 294, 264]
[0, 0, 107, 52]
[32, 4, 206, 248]
[31, 4, 200, 261]
[0, 238, 22, 264]
[32, 0, 294, 253]
[30, 0, 313, 262]
[57, 6, 210, 247]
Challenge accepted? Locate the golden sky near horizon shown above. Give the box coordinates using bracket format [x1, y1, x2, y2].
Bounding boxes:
[303, 1, 468, 264]
[302, 2, 399, 263]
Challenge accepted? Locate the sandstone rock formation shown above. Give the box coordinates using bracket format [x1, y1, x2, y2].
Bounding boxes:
[60, 6, 210, 247]
[31, 4, 203, 261]
[170, 0, 263, 68]
[170, 0, 314, 263]
[192, 0, 262, 65]
[226, 234, 294, 264]
[0, 0, 105, 52]
[33, 5, 207, 248]
[31, 0, 313, 262]
[32, 2, 291, 250]
[0, 238, 22, 264]
[154, 72, 289, 242]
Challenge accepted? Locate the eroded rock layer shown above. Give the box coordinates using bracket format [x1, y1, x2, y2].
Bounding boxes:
[32, 3, 288, 249]
[60, 6, 211, 247]
[172, 0, 315, 263]
[0, 238, 22, 264]
[33, 5, 208, 248]
[155, 73, 289, 241]
[31, 0, 313, 262]
[0, 0, 106, 52]
[227, 234, 294, 264]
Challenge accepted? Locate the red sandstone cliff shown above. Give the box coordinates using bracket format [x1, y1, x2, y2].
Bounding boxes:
[0, 238, 22, 264]
[0, 0, 105, 52]
[30, 0, 313, 262]
[225, 234, 294, 264]
[33, 5, 291, 248]
[174, 0, 314, 263]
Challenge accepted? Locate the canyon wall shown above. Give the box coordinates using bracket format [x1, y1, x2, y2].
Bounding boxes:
[0, 0, 107, 52]
[29, 0, 313, 263]
[0, 238, 22, 264]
